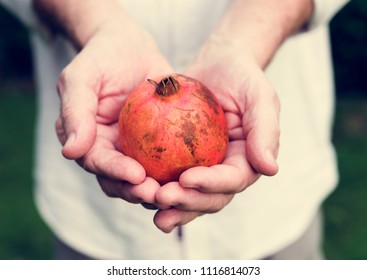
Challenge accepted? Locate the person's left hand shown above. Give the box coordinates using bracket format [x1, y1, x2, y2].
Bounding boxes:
[153, 44, 281, 233]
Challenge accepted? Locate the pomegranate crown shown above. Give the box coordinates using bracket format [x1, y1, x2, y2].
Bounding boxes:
[147, 76, 180, 97]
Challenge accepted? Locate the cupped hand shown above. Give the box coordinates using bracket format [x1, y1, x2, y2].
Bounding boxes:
[55, 20, 173, 206]
[154, 44, 281, 233]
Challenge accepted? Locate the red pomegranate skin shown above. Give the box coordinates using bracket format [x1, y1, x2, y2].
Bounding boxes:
[118, 74, 228, 185]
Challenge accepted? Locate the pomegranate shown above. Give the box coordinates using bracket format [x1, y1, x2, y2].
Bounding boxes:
[118, 74, 228, 184]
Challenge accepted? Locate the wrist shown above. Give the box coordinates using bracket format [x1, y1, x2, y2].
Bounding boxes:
[202, 0, 314, 69]
[194, 33, 263, 75]
[32, 0, 130, 49]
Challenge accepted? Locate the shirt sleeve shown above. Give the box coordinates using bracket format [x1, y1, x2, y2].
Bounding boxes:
[308, 0, 350, 29]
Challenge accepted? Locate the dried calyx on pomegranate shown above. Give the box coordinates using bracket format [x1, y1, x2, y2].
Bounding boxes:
[118, 74, 228, 184]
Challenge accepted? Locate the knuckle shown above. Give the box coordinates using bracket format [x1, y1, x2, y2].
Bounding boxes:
[129, 188, 146, 203]
[60, 105, 77, 125]
[80, 151, 98, 174]
[271, 90, 281, 111]
[102, 186, 120, 198]
[55, 117, 66, 144]
[57, 66, 73, 95]
[101, 186, 118, 198]
[96, 176, 117, 198]
[208, 194, 232, 214]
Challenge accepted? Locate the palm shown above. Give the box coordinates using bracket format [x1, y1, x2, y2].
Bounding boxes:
[187, 53, 280, 185]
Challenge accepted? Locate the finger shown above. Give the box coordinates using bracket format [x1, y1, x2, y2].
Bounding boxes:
[57, 65, 98, 160]
[145, 55, 174, 78]
[77, 122, 146, 183]
[156, 182, 234, 212]
[82, 140, 146, 184]
[153, 208, 203, 233]
[243, 82, 280, 176]
[180, 165, 250, 194]
[179, 141, 259, 193]
[97, 176, 160, 204]
[55, 116, 67, 145]
[225, 112, 244, 140]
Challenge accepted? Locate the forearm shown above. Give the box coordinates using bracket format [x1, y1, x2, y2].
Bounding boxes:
[32, 0, 128, 49]
[206, 0, 314, 68]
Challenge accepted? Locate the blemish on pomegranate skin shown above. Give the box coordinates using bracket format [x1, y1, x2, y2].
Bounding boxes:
[148, 147, 166, 161]
[200, 127, 208, 136]
[142, 132, 156, 142]
[125, 102, 132, 114]
[174, 107, 195, 112]
[192, 87, 220, 115]
[153, 147, 166, 153]
[178, 113, 197, 157]
[194, 113, 200, 122]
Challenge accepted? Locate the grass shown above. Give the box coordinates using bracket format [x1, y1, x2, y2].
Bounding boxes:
[0, 81, 52, 259]
[323, 99, 367, 259]
[0, 82, 367, 259]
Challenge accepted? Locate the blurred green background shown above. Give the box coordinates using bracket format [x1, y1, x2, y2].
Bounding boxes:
[0, 1, 366, 259]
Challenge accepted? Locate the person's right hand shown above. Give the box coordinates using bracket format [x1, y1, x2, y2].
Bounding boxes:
[55, 18, 174, 207]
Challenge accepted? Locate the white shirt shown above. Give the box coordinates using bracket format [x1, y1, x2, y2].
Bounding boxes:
[1, 0, 349, 259]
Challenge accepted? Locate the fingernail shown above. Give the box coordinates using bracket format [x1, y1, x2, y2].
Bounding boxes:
[141, 202, 158, 210]
[266, 149, 279, 174]
[65, 132, 76, 147]
[266, 149, 276, 164]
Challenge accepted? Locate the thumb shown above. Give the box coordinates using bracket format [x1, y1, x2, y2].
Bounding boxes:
[145, 56, 175, 78]
[244, 85, 280, 176]
[57, 69, 98, 160]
